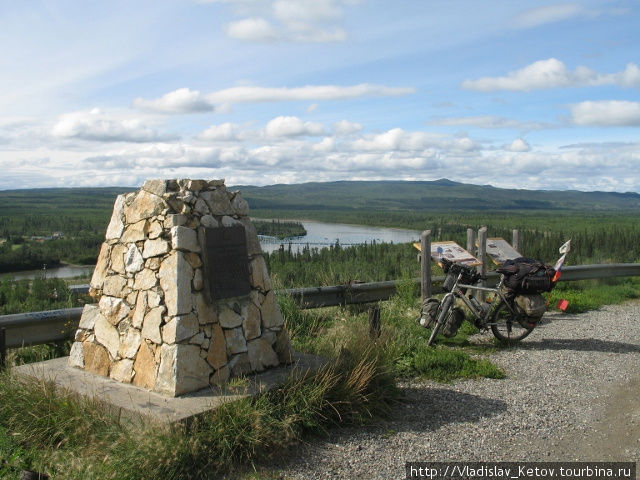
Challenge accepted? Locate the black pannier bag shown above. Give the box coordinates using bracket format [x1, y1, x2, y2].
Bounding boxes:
[440, 258, 480, 292]
[497, 257, 556, 293]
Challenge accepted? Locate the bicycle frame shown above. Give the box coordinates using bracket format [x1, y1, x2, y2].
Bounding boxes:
[426, 271, 519, 346]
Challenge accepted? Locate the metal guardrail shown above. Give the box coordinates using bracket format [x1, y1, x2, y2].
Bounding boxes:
[2, 263, 640, 349]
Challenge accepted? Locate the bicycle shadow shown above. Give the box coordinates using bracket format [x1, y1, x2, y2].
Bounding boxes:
[388, 386, 508, 433]
[514, 338, 640, 354]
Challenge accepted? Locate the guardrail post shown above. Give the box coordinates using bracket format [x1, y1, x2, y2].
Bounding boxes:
[477, 227, 488, 300]
[512, 229, 520, 253]
[368, 306, 381, 339]
[0, 327, 6, 369]
[421, 230, 431, 301]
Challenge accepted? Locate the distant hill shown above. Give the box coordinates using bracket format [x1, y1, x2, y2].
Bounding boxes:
[234, 179, 640, 212]
[1, 180, 639, 216]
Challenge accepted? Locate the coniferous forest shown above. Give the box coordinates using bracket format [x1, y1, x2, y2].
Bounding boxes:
[1, 184, 639, 279]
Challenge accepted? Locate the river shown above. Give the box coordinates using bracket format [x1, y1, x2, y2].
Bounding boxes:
[1, 220, 420, 280]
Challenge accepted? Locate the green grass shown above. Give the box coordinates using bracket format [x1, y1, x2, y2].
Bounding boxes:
[2, 276, 639, 477]
[0, 330, 397, 479]
[546, 278, 640, 313]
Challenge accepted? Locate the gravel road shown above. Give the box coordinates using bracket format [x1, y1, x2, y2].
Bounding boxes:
[276, 301, 640, 479]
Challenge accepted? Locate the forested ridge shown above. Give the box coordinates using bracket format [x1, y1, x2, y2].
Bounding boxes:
[1, 182, 639, 274]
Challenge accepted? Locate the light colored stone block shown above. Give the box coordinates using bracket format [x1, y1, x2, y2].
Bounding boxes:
[134, 268, 157, 290]
[159, 252, 193, 316]
[260, 291, 284, 329]
[219, 304, 243, 329]
[148, 289, 162, 308]
[68, 341, 84, 368]
[156, 344, 211, 396]
[83, 342, 110, 376]
[206, 323, 227, 369]
[221, 215, 242, 227]
[124, 189, 165, 224]
[224, 327, 247, 355]
[200, 214, 218, 228]
[142, 179, 167, 197]
[119, 328, 142, 359]
[164, 214, 187, 228]
[90, 243, 111, 291]
[143, 238, 170, 258]
[193, 198, 209, 215]
[162, 314, 199, 344]
[110, 359, 134, 383]
[193, 292, 217, 325]
[102, 275, 127, 298]
[132, 291, 147, 329]
[105, 194, 126, 240]
[200, 189, 233, 215]
[247, 338, 279, 372]
[94, 315, 120, 359]
[98, 296, 130, 326]
[121, 219, 148, 243]
[148, 220, 163, 239]
[125, 244, 144, 273]
[187, 179, 207, 191]
[249, 255, 271, 292]
[171, 226, 200, 252]
[142, 306, 164, 344]
[133, 341, 157, 390]
[109, 244, 127, 274]
[239, 217, 262, 256]
[79, 304, 101, 330]
[231, 194, 249, 216]
[243, 303, 261, 340]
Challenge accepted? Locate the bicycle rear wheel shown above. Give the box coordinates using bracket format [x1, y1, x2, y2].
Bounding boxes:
[490, 299, 534, 344]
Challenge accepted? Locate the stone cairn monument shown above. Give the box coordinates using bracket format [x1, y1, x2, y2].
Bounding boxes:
[68, 179, 292, 396]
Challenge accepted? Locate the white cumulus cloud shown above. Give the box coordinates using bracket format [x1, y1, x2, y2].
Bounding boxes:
[429, 115, 551, 130]
[264, 116, 325, 137]
[506, 138, 531, 152]
[197, 122, 244, 141]
[570, 100, 640, 126]
[206, 84, 415, 104]
[216, 0, 351, 43]
[333, 119, 363, 135]
[133, 88, 214, 114]
[51, 109, 170, 143]
[226, 17, 278, 42]
[512, 3, 588, 28]
[133, 84, 415, 115]
[462, 59, 640, 92]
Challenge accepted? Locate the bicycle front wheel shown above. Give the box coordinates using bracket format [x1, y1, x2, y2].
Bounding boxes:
[490, 299, 534, 344]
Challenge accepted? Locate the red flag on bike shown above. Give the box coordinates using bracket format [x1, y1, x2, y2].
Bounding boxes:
[556, 299, 569, 311]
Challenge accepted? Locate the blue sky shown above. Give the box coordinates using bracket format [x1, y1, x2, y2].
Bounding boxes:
[0, 0, 639, 191]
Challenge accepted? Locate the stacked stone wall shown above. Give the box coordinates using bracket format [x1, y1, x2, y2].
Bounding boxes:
[68, 179, 292, 396]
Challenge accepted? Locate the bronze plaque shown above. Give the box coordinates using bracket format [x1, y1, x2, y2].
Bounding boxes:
[204, 226, 251, 300]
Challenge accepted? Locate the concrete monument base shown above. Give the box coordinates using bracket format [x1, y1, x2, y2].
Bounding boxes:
[14, 352, 323, 425]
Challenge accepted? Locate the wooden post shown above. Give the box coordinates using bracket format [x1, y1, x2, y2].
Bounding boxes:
[368, 306, 381, 339]
[512, 229, 520, 253]
[0, 327, 6, 369]
[421, 230, 431, 302]
[467, 228, 476, 256]
[477, 227, 488, 300]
